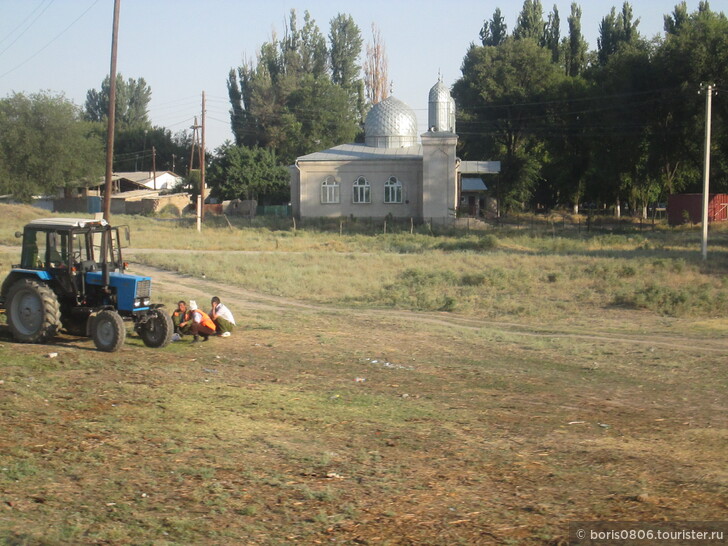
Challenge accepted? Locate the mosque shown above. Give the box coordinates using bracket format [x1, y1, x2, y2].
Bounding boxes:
[290, 79, 500, 224]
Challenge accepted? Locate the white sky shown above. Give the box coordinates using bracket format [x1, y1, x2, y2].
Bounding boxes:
[0, 0, 722, 151]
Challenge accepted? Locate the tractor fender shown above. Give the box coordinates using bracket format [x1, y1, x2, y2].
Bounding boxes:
[1, 270, 53, 307]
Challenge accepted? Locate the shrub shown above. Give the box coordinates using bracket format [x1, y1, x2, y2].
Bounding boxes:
[614, 283, 728, 317]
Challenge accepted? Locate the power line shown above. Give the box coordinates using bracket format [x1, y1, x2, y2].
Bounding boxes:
[0, 0, 54, 56]
[0, 0, 100, 80]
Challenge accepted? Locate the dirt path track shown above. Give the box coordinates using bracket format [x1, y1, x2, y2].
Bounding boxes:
[129, 261, 728, 355]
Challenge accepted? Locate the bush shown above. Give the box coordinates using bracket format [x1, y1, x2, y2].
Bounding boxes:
[437, 234, 498, 252]
[614, 283, 728, 316]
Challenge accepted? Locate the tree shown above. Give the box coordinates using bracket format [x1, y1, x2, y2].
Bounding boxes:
[329, 13, 365, 121]
[513, 0, 544, 42]
[541, 76, 593, 212]
[207, 144, 289, 204]
[280, 10, 328, 80]
[278, 76, 360, 162]
[364, 23, 390, 104]
[0, 92, 104, 201]
[664, 1, 689, 34]
[597, 2, 641, 65]
[453, 38, 565, 212]
[84, 74, 152, 130]
[587, 41, 654, 215]
[227, 10, 363, 163]
[652, 3, 728, 195]
[480, 8, 508, 46]
[543, 5, 561, 63]
[564, 3, 588, 76]
[112, 126, 190, 175]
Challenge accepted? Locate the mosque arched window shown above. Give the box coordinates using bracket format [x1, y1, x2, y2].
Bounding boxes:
[384, 176, 402, 204]
[353, 176, 370, 204]
[320, 176, 340, 204]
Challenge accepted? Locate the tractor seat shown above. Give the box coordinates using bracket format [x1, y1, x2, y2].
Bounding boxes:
[79, 260, 97, 272]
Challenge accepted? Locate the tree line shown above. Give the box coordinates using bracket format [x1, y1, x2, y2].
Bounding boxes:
[1, 2, 725, 215]
[453, 0, 727, 216]
[0, 74, 190, 201]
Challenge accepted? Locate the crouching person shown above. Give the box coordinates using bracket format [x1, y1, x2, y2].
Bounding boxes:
[210, 296, 235, 337]
[189, 300, 216, 343]
[172, 300, 192, 336]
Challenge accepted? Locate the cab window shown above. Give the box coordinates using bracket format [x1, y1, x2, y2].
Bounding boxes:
[21, 229, 45, 269]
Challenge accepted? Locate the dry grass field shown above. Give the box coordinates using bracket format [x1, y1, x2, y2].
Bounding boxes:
[0, 205, 726, 544]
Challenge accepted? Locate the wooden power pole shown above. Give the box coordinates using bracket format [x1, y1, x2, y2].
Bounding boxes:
[103, 0, 121, 221]
[200, 91, 206, 219]
[152, 146, 157, 190]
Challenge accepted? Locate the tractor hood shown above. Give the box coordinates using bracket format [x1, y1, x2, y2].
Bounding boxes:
[85, 271, 152, 312]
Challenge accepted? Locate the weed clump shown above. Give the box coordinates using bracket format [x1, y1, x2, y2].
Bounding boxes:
[381, 268, 460, 311]
[436, 234, 498, 252]
[614, 283, 728, 316]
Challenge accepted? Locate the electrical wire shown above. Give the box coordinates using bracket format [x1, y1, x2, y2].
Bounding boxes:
[0, 0, 100, 80]
[0, 0, 54, 56]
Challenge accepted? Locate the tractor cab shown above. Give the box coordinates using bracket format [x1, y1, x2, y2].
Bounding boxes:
[19, 217, 126, 273]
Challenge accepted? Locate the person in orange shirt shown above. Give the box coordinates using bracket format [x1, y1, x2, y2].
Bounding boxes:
[188, 300, 216, 343]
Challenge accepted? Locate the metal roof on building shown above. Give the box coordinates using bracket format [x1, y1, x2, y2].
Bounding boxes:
[297, 143, 423, 162]
[461, 178, 487, 192]
[459, 160, 501, 174]
[364, 96, 419, 148]
[429, 79, 451, 103]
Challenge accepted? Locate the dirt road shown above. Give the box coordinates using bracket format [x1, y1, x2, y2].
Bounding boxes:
[128, 260, 728, 355]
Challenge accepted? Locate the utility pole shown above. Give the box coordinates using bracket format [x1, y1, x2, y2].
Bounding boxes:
[200, 91, 206, 220]
[700, 83, 715, 261]
[103, 0, 121, 221]
[152, 146, 157, 190]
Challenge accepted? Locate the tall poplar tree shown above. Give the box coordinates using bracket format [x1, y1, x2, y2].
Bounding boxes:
[364, 23, 390, 104]
[227, 10, 362, 165]
[543, 5, 561, 63]
[329, 13, 365, 121]
[565, 3, 588, 76]
[480, 8, 508, 46]
[597, 2, 640, 65]
[513, 0, 545, 41]
[84, 75, 151, 130]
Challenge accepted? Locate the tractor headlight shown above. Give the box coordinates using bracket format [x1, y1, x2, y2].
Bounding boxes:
[143, 297, 151, 306]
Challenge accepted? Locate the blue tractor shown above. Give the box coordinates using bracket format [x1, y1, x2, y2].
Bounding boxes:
[0, 218, 172, 352]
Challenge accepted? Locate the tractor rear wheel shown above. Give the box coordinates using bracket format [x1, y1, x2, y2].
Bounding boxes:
[6, 278, 61, 343]
[91, 310, 126, 352]
[138, 309, 173, 348]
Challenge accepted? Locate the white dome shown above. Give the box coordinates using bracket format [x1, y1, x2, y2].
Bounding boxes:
[364, 96, 418, 148]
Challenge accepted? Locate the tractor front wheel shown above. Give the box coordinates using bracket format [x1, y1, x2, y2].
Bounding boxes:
[91, 310, 126, 352]
[138, 309, 173, 348]
[6, 278, 61, 343]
